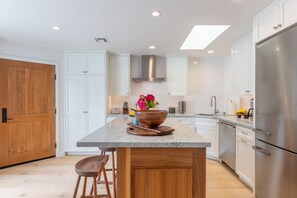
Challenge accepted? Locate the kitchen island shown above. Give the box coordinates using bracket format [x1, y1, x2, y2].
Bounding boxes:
[77, 117, 211, 198]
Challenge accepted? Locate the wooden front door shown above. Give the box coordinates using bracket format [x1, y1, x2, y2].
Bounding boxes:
[0, 58, 56, 167]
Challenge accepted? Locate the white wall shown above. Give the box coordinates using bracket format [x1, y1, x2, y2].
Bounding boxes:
[0, 39, 65, 155]
[184, 57, 225, 114]
[111, 56, 225, 114]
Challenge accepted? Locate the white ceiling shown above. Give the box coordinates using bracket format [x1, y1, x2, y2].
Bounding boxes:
[0, 0, 273, 57]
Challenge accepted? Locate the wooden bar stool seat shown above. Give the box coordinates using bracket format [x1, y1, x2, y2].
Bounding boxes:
[73, 156, 112, 198]
[98, 147, 116, 198]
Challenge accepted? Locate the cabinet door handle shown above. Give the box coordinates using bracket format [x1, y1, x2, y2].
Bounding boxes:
[252, 146, 271, 156]
[245, 90, 250, 93]
[240, 139, 247, 144]
[277, 24, 282, 28]
[273, 26, 278, 30]
[83, 111, 88, 113]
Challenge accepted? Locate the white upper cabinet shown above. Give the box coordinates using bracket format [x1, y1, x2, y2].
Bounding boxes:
[254, 0, 297, 43]
[279, 0, 297, 29]
[65, 51, 106, 74]
[86, 52, 106, 74]
[109, 54, 130, 96]
[166, 55, 188, 96]
[65, 52, 86, 74]
[232, 34, 253, 94]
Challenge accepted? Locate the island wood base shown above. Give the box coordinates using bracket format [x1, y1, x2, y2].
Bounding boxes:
[116, 147, 206, 198]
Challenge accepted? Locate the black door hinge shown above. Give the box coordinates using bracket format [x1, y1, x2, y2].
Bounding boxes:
[55, 143, 57, 148]
[55, 74, 57, 80]
[55, 108, 57, 114]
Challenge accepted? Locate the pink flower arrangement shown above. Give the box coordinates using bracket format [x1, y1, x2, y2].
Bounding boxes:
[137, 94, 158, 110]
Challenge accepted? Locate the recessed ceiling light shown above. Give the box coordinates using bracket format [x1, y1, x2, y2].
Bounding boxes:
[180, 25, 230, 50]
[152, 11, 161, 16]
[149, 45, 156, 49]
[208, 50, 214, 54]
[193, 61, 198, 64]
[52, 25, 62, 31]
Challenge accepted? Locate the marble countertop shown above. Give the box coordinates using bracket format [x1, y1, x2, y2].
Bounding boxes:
[217, 116, 254, 129]
[106, 113, 254, 129]
[77, 117, 211, 148]
[107, 113, 195, 118]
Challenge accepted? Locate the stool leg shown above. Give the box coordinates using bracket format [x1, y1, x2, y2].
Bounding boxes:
[103, 166, 112, 198]
[82, 177, 87, 197]
[89, 185, 93, 196]
[112, 151, 116, 198]
[73, 175, 81, 198]
[93, 177, 98, 198]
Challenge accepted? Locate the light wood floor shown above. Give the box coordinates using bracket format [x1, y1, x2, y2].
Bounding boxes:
[0, 155, 254, 198]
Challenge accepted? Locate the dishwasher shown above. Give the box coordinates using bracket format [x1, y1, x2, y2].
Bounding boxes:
[218, 121, 236, 171]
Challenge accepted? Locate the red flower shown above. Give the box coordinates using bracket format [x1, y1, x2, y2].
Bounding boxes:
[147, 94, 155, 101]
[138, 100, 147, 110]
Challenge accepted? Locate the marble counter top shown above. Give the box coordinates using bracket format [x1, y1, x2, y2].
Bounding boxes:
[77, 117, 211, 148]
[217, 116, 254, 129]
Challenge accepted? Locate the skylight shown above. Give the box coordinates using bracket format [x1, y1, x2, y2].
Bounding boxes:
[180, 25, 230, 50]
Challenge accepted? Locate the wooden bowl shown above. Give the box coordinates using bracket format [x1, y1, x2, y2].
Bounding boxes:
[134, 110, 168, 127]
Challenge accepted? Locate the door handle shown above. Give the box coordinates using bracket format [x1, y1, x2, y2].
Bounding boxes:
[252, 146, 271, 156]
[2, 108, 13, 123]
[253, 128, 271, 137]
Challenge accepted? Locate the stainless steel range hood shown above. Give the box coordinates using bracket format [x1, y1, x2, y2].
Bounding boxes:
[132, 55, 165, 83]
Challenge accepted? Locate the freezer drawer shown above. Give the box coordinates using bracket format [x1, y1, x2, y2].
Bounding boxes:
[255, 140, 297, 198]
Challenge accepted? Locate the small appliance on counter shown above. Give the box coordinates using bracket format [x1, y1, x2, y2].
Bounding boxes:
[247, 98, 253, 121]
[178, 101, 186, 114]
[111, 107, 121, 114]
[122, 102, 129, 114]
[168, 107, 176, 114]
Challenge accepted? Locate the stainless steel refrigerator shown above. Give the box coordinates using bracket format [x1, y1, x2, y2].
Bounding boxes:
[255, 24, 297, 198]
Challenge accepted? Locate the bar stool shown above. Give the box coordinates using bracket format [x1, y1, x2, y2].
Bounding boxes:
[73, 155, 112, 198]
[98, 147, 116, 198]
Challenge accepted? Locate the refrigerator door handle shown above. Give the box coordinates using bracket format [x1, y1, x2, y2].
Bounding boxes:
[253, 128, 271, 137]
[252, 145, 271, 156]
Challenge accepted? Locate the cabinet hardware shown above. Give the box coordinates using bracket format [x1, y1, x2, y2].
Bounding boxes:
[252, 146, 271, 156]
[240, 139, 248, 143]
[253, 128, 271, 136]
[273, 26, 278, 30]
[168, 93, 171, 95]
[245, 90, 250, 93]
[277, 24, 282, 28]
[83, 111, 88, 113]
[241, 131, 248, 135]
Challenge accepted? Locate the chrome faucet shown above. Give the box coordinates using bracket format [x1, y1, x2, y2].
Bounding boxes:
[211, 95, 220, 114]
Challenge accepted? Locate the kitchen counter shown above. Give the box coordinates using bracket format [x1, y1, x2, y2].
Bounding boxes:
[77, 117, 209, 198]
[107, 113, 195, 118]
[106, 114, 254, 129]
[217, 116, 254, 129]
[77, 117, 210, 148]
[195, 114, 254, 129]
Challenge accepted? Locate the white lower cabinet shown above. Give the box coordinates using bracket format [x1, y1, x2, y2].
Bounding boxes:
[195, 118, 218, 159]
[236, 126, 255, 190]
[170, 117, 195, 130]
